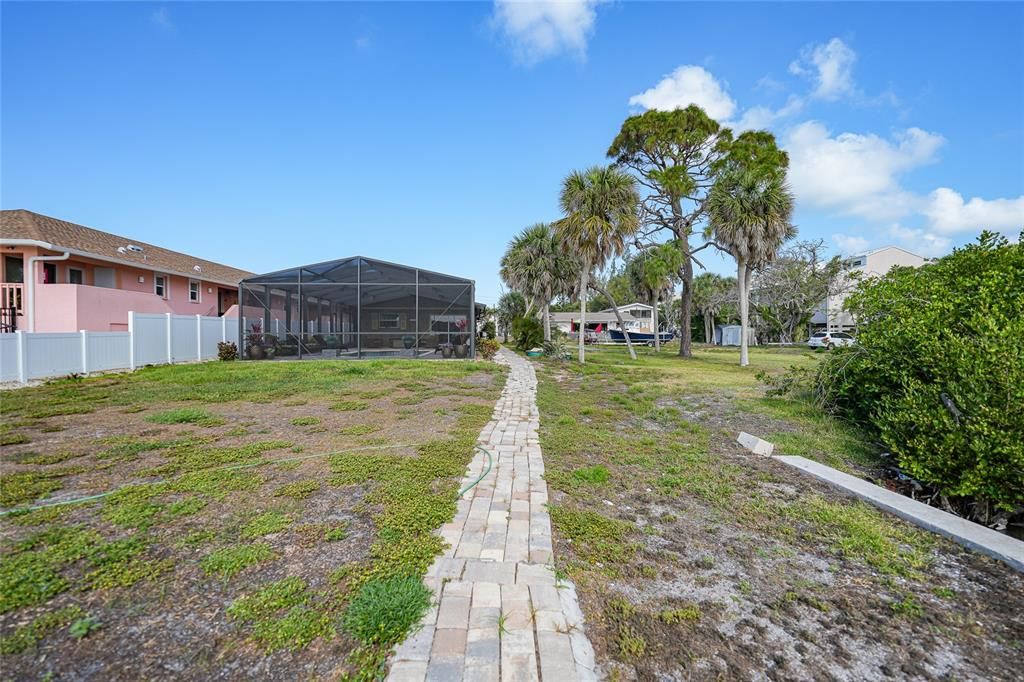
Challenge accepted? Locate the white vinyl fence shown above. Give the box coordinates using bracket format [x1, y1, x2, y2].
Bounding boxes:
[0, 312, 239, 384]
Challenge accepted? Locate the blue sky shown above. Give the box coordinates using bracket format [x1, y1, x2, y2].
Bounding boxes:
[3, 1, 1022, 306]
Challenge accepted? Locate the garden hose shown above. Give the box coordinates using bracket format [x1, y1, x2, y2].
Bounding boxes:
[457, 445, 493, 498]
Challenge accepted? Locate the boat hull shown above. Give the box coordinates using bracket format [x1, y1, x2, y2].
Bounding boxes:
[608, 329, 674, 343]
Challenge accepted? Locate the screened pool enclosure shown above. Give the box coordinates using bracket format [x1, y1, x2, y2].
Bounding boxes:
[238, 257, 475, 360]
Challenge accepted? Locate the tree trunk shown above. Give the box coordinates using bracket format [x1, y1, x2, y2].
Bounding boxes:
[653, 292, 660, 353]
[542, 302, 551, 342]
[594, 282, 637, 360]
[578, 264, 589, 364]
[678, 250, 694, 357]
[704, 308, 713, 346]
[738, 259, 749, 367]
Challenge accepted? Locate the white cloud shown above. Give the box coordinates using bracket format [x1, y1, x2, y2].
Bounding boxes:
[922, 188, 1024, 234]
[492, 0, 600, 64]
[785, 121, 944, 219]
[888, 224, 953, 257]
[628, 65, 736, 120]
[789, 38, 856, 101]
[150, 7, 175, 33]
[832, 233, 870, 254]
[734, 95, 804, 131]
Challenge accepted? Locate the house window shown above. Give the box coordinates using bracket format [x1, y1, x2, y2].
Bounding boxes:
[68, 268, 84, 285]
[43, 262, 57, 284]
[154, 275, 167, 298]
[189, 279, 200, 303]
[379, 313, 400, 329]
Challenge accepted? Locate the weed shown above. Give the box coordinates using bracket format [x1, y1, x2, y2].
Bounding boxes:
[331, 400, 369, 412]
[289, 416, 321, 426]
[1, 432, 31, 445]
[658, 605, 701, 623]
[891, 594, 924, 618]
[200, 543, 276, 579]
[241, 511, 293, 538]
[274, 480, 320, 499]
[145, 408, 225, 427]
[341, 577, 432, 645]
[933, 586, 956, 599]
[548, 506, 637, 568]
[338, 424, 379, 436]
[0, 605, 85, 654]
[0, 470, 68, 506]
[573, 465, 610, 485]
[617, 624, 646, 660]
[68, 616, 102, 639]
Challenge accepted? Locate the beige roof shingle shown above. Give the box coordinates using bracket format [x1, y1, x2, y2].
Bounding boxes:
[0, 209, 252, 286]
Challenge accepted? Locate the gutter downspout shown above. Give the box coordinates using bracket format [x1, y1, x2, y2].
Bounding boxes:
[27, 251, 71, 332]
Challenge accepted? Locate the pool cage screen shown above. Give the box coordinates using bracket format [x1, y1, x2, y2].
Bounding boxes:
[237, 257, 475, 360]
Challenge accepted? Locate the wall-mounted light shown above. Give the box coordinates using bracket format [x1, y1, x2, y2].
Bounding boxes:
[138, 275, 145, 283]
[207, 287, 213, 294]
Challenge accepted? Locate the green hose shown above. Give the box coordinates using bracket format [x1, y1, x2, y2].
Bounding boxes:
[457, 445, 493, 498]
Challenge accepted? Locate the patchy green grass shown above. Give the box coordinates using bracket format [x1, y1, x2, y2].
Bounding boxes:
[341, 576, 432, 645]
[330, 400, 369, 412]
[274, 479, 320, 499]
[0, 605, 85, 654]
[241, 511, 293, 538]
[145, 407, 225, 427]
[289, 416, 321, 426]
[0, 356, 505, 679]
[531, 344, 1012, 678]
[200, 543, 276, 578]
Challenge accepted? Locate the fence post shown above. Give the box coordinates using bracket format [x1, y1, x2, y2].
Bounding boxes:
[80, 330, 89, 375]
[221, 315, 227, 343]
[128, 311, 136, 371]
[196, 314, 203, 361]
[15, 330, 26, 384]
[166, 313, 173, 364]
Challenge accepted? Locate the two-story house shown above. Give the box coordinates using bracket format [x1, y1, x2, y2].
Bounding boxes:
[1, 210, 252, 332]
[812, 245, 927, 332]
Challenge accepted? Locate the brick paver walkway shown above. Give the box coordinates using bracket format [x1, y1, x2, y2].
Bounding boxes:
[387, 348, 598, 681]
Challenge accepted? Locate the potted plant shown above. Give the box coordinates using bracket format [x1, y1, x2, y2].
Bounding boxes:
[453, 318, 468, 359]
[440, 342, 454, 359]
[246, 320, 265, 360]
[402, 334, 415, 350]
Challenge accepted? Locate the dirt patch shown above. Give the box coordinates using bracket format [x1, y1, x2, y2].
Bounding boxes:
[536, 351, 1024, 682]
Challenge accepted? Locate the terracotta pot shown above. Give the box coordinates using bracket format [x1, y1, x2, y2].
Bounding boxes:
[248, 344, 266, 360]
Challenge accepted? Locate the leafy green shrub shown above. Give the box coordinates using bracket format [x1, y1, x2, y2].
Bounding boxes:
[542, 338, 570, 360]
[815, 233, 1023, 511]
[341, 576, 432, 645]
[477, 338, 501, 360]
[481, 319, 497, 339]
[217, 342, 238, 361]
[510, 315, 544, 350]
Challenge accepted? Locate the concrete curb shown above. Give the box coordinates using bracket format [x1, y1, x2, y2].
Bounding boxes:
[773, 455, 1024, 573]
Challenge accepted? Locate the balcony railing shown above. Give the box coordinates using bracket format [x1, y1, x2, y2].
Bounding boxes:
[1, 283, 23, 312]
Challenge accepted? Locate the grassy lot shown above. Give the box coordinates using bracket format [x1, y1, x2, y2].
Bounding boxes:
[0, 358, 505, 680]
[535, 344, 1023, 681]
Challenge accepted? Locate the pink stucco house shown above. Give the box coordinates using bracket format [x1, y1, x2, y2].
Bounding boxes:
[1, 210, 252, 332]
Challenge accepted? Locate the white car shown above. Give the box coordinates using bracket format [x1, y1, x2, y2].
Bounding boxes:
[807, 331, 856, 350]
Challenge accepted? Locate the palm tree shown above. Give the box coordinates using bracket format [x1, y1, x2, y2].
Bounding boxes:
[706, 170, 795, 366]
[627, 242, 683, 352]
[495, 291, 526, 342]
[500, 223, 579, 341]
[556, 166, 641, 362]
[691, 273, 737, 346]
